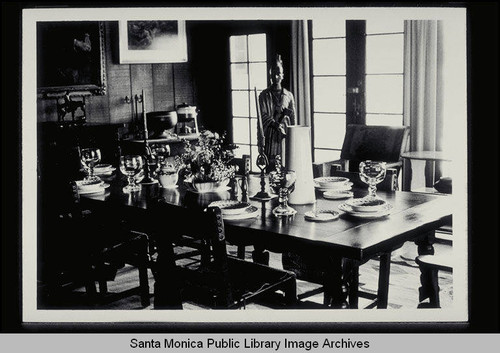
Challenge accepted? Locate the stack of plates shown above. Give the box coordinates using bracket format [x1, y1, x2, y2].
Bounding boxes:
[93, 164, 116, 176]
[76, 179, 110, 195]
[314, 176, 354, 199]
[208, 200, 259, 220]
[338, 198, 393, 219]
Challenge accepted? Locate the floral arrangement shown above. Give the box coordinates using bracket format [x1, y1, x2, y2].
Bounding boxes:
[180, 130, 237, 183]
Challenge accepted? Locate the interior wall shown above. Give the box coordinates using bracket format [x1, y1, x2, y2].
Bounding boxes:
[36, 20, 293, 141]
[36, 21, 196, 125]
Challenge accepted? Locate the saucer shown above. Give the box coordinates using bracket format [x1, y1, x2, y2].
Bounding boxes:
[323, 190, 354, 200]
[314, 182, 353, 192]
[304, 209, 340, 222]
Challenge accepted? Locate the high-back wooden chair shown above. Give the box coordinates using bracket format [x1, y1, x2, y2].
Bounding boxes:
[313, 124, 410, 190]
[152, 200, 297, 309]
[230, 154, 251, 176]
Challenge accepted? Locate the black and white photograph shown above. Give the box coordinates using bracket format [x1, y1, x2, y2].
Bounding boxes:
[119, 20, 188, 63]
[3, 3, 499, 346]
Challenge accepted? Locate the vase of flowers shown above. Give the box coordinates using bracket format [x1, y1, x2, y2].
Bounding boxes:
[180, 130, 237, 193]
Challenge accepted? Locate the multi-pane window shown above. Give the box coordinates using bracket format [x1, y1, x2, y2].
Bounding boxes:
[365, 20, 404, 126]
[311, 20, 405, 164]
[311, 20, 346, 163]
[229, 34, 267, 171]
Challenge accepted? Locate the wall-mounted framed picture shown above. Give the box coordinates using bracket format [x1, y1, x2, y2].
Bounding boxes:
[37, 21, 107, 96]
[118, 20, 188, 64]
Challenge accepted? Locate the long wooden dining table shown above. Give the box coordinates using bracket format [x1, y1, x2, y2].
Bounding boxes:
[81, 174, 453, 309]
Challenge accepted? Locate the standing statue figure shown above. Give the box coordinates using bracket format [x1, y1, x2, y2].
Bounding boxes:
[259, 54, 296, 170]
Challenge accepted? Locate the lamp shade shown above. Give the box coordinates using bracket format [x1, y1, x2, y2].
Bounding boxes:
[285, 125, 315, 204]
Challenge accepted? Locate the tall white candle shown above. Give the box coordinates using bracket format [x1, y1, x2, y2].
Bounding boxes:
[254, 88, 265, 148]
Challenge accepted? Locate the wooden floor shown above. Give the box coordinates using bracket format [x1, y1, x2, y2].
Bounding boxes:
[39, 240, 453, 310]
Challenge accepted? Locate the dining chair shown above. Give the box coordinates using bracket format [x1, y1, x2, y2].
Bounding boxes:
[151, 199, 297, 309]
[313, 124, 410, 190]
[415, 245, 453, 308]
[227, 154, 253, 259]
[230, 154, 251, 177]
[415, 181, 453, 308]
[38, 180, 151, 308]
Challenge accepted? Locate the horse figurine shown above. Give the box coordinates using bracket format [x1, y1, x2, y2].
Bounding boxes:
[57, 92, 86, 124]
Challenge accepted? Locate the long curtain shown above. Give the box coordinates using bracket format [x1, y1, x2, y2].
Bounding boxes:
[291, 20, 312, 126]
[403, 20, 445, 189]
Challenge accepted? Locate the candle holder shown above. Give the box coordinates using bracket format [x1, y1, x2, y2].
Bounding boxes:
[250, 151, 273, 201]
[138, 89, 158, 185]
[250, 87, 274, 202]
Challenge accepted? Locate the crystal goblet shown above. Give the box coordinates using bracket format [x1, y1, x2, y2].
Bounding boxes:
[269, 169, 297, 217]
[120, 155, 144, 193]
[359, 160, 387, 199]
[80, 147, 101, 182]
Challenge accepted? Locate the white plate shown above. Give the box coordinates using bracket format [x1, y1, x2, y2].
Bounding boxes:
[344, 198, 388, 212]
[304, 209, 340, 222]
[78, 183, 110, 195]
[95, 167, 116, 176]
[208, 200, 252, 215]
[314, 176, 349, 187]
[223, 206, 260, 221]
[76, 179, 104, 191]
[94, 163, 112, 170]
[338, 202, 393, 219]
[314, 182, 353, 192]
[323, 190, 354, 200]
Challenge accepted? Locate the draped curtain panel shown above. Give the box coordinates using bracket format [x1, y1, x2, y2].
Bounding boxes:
[291, 20, 312, 126]
[403, 20, 445, 189]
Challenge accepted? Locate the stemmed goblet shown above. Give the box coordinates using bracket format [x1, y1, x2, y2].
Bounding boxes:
[120, 155, 144, 193]
[269, 169, 297, 217]
[80, 147, 101, 182]
[359, 160, 387, 199]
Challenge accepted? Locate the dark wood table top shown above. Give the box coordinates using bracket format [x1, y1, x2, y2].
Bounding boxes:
[82, 174, 452, 261]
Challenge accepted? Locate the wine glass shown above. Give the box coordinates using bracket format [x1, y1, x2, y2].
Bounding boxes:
[359, 160, 387, 199]
[269, 169, 297, 217]
[120, 155, 144, 193]
[80, 147, 101, 182]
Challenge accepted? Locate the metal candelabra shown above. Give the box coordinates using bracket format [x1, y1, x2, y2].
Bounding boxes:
[138, 89, 157, 185]
[250, 87, 273, 201]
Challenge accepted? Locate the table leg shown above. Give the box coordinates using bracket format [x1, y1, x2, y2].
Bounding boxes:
[415, 231, 439, 306]
[252, 245, 270, 265]
[343, 259, 360, 309]
[153, 239, 183, 309]
[377, 253, 392, 309]
[325, 256, 348, 309]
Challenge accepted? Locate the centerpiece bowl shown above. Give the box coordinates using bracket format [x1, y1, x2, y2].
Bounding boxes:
[186, 178, 230, 193]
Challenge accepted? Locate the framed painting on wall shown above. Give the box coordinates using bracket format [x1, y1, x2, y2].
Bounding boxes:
[118, 20, 188, 64]
[37, 21, 107, 96]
